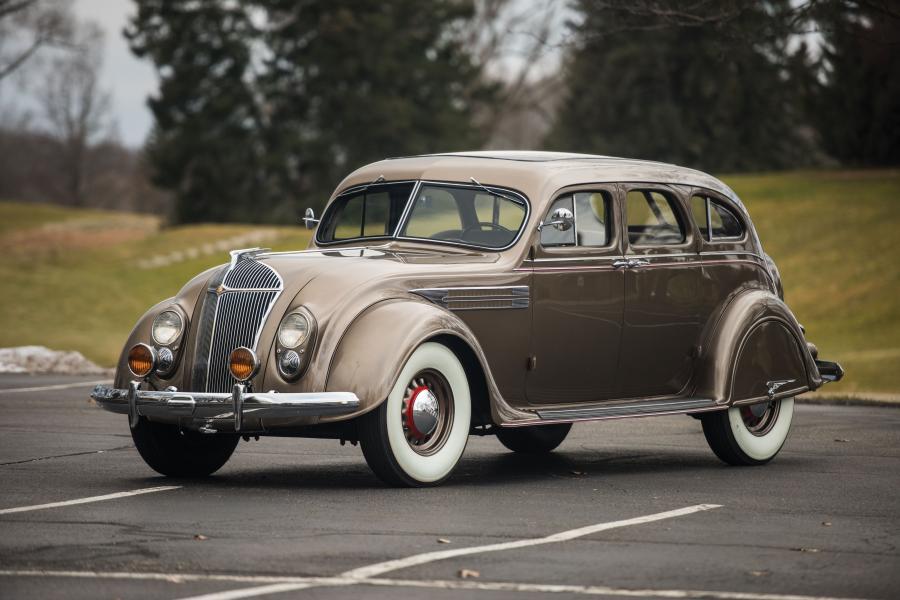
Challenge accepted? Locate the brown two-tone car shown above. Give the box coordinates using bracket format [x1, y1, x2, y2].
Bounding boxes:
[92, 151, 843, 486]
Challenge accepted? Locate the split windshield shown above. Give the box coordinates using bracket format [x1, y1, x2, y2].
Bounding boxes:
[316, 181, 528, 249]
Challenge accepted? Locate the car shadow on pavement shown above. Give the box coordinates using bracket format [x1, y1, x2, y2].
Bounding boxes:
[114, 446, 819, 491]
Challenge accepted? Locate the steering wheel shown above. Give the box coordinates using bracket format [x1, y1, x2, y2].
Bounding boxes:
[461, 222, 512, 237]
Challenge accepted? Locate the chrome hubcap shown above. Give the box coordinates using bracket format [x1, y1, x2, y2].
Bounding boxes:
[407, 387, 439, 439]
[401, 369, 452, 455]
[740, 400, 780, 436]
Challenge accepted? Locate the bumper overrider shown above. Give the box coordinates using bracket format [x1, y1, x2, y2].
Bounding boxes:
[91, 381, 360, 433]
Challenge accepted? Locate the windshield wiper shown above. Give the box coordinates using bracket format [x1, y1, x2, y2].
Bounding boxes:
[469, 177, 522, 205]
[358, 174, 385, 194]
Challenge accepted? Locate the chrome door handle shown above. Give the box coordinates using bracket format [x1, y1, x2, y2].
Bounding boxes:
[629, 258, 650, 267]
[612, 259, 631, 269]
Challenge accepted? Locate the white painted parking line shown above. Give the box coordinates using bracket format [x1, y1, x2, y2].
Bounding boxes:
[0, 569, 873, 600]
[175, 583, 317, 600]
[0, 380, 111, 394]
[342, 503, 723, 579]
[0, 486, 180, 515]
[176, 504, 723, 599]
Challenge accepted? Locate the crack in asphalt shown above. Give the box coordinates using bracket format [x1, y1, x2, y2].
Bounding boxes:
[0, 445, 133, 466]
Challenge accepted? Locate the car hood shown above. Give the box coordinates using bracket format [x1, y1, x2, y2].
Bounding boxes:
[258, 244, 503, 300]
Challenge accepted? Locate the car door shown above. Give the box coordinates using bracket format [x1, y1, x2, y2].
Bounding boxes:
[526, 186, 625, 404]
[616, 185, 704, 399]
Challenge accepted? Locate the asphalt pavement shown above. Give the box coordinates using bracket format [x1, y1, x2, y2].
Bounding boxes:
[1, 373, 898, 600]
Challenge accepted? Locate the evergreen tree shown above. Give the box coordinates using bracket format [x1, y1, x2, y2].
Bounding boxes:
[127, 1, 494, 223]
[546, 0, 812, 172]
[811, 1, 900, 165]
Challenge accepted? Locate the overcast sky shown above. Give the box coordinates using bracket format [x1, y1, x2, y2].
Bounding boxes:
[73, 0, 156, 147]
[65, 1, 566, 149]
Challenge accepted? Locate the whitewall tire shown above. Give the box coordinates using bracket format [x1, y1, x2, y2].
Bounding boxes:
[359, 342, 471, 486]
[701, 398, 794, 466]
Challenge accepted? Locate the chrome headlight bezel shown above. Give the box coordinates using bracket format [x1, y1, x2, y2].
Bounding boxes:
[151, 309, 185, 347]
[276, 307, 317, 380]
[277, 308, 314, 349]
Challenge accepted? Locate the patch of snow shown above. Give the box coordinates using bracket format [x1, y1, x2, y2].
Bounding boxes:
[0, 346, 113, 375]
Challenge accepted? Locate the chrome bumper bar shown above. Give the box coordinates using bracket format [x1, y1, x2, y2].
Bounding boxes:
[91, 381, 360, 433]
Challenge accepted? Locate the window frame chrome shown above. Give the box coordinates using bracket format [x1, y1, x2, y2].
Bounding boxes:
[315, 178, 532, 252]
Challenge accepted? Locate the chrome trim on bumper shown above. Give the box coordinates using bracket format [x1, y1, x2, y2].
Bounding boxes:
[91, 381, 360, 433]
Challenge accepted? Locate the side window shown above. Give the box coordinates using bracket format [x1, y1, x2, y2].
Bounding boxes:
[691, 195, 710, 241]
[541, 191, 612, 248]
[540, 196, 575, 247]
[710, 201, 743, 238]
[690, 195, 744, 241]
[574, 192, 610, 247]
[626, 190, 686, 246]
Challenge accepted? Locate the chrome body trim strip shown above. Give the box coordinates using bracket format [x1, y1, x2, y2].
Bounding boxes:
[92, 383, 360, 433]
[534, 398, 721, 422]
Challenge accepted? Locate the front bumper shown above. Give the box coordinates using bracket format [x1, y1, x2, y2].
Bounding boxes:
[91, 381, 360, 433]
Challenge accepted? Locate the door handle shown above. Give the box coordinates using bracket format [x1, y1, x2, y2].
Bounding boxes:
[612, 259, 631, 269]
[629, 258, 650, 267]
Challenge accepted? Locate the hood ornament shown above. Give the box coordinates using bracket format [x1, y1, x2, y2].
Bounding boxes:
[228, 247, 269, 268]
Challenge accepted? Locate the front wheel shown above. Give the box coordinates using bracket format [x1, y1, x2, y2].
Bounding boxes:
[701, 398, 794, 466]
[358, 342, 471, 487]
[131, 418, 239, 477]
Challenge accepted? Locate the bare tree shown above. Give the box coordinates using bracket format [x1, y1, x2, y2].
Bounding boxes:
[39, 23, 113, 206]
[462, 0, 566, 148]
[0, 0, 74, 81]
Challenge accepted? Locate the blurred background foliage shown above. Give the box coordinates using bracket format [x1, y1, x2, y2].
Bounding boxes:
[1, 0, 898, 223]
[1, 0, 899, 392]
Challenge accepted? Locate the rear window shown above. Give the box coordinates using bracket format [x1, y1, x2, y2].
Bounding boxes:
[626, 190, 686, 246]
[691, 195, 744, 241]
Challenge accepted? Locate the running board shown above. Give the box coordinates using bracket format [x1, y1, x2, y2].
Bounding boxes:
[535, 398, 722, 422]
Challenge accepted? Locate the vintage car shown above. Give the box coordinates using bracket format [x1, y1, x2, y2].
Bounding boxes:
[92, 151, 843, 486]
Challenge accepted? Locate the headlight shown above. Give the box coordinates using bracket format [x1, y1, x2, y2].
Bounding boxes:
[277, 311, 311, 349]
[152, 310, 184, 346]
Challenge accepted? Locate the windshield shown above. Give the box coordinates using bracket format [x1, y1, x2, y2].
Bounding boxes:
[317, 182, 415, 242]
[317, 181, 528, 249]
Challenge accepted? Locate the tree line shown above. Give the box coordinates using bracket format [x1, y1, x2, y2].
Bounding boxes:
[2, 1, 898, 223]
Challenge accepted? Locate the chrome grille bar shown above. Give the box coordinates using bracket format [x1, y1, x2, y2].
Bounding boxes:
[193, 257, 283, 393]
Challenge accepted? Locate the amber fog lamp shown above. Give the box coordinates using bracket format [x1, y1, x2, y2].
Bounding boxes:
[127, 343, 156, 378]
[229, 346, 259, 382]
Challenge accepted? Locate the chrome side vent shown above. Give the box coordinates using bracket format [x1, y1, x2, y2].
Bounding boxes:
[412, 286, 529, 310]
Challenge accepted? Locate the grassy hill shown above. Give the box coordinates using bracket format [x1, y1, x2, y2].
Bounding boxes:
[2, 168, 898, 395]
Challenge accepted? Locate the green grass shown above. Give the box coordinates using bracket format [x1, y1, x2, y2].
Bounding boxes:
[0, 201, 312, 367]
[2, 168, 898, 395]
[723, 170, 900, 395]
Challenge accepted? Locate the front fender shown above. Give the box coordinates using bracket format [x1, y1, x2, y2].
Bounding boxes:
[321, 298, 532, 424]
[694, 289, 821, 405]
[112, 266, 218, 390]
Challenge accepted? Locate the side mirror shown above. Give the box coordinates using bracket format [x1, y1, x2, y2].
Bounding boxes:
[538, 207, 574, 232]
[303, 207, 319, 229]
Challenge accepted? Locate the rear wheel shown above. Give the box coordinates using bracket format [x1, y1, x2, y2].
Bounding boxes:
[359, 342, 471, 487]
[131, 417, 239, 477]
[701, 398, 794, 466]
[496, 423, 571, 454]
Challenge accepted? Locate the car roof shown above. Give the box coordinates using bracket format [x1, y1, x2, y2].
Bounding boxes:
[333, 151, 744, 212]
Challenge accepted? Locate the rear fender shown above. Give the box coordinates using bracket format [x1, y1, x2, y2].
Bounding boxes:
[694, 289, 821, 405]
